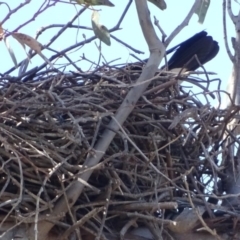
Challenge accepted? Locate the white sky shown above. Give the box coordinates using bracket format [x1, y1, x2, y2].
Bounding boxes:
[0, 0, 238, 102]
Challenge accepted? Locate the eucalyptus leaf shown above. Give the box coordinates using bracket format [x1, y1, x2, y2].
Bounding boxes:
[91, 11, 111, 46]
[195, 0, 210, 24]
[4, 36, 18, 68]
[148, 0, 167, 10]
[71, 0, 114, 6]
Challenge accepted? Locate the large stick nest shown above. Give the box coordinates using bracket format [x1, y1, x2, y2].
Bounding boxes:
[0, 64, 239, 239]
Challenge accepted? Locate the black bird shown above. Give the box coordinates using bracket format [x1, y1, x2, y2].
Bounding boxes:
[127, 31, 219, 72]
[166, 31, 219, 71]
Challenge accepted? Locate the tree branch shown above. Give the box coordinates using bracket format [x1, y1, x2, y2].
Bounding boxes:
[165, 0, 201, 47]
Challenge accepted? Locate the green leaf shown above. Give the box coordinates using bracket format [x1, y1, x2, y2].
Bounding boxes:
[91, 11, 111, 46]
[71, 0, 114, 7]
[195, 0, 210, 24]
[147, 0, 167, 10]
[4, 36, 18, 68]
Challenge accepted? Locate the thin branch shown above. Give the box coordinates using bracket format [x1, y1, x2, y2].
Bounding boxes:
[223, 0, 234, 62]
[227, 0, 236, 23]
[165, 0, 201, 47]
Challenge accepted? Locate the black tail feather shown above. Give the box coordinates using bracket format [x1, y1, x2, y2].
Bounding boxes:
[123, 31, 219, 72]
[166, 31, 219, 71]
[166, 31, 208, 55]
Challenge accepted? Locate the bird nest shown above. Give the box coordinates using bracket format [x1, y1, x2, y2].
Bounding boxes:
[0, 64, 238, 239]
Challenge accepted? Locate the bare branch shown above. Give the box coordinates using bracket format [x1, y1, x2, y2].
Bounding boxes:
[165, 0, 201, 47]
[223, 0, 234, 62]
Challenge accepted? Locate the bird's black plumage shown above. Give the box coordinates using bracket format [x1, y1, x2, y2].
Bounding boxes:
[125, 31, 219, 72]
[166, 31, 219, 71]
